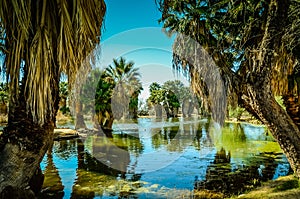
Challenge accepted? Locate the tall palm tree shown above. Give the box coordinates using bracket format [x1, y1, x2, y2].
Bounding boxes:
[0, 0, 105, 195]
[95, 57, 142, 130]
[106, 57, 141, 120]
[158, 0, 300, 177]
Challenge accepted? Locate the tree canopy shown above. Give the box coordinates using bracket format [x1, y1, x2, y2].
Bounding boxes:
[157, 0, 300, 122]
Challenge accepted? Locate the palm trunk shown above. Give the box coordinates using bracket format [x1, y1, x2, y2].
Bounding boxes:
[0, 68, 60, 196]
[0, 104, 56, 196]
[75, 101, 87, 130]
[154, 104, 162, 118]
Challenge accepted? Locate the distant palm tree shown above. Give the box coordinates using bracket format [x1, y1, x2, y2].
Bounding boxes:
[0, 0, 105, 195]
[59, 82, 69, 114]
[107, 57, 141, 119]
[95, 57, 142, 130]
[0, 83, 8, 115]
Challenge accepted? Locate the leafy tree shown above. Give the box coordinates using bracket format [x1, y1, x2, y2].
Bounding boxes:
[162, 80, 202, 117]
[163, 89, 180, 117]
[158, 0, 300, 177]
[0, 0, 105, 195]
[148, 81, 182, 117]
[162, 80, 185, 102]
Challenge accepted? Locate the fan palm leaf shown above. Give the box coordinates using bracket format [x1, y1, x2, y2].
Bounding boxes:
[0, 0, 106, 125]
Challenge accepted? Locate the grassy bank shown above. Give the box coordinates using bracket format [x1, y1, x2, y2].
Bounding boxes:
[228, 175, 300, 199]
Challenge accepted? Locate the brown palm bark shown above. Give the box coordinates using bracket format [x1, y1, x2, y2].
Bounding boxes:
[0, 68, 60, 195]
[237, 81, 300, 177]
[0, 0, 105, 195]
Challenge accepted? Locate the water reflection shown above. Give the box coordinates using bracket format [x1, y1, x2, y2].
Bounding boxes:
[196, 147, 285, 196]
[39, 143, 64, 198]
[40, 118, 290, 198]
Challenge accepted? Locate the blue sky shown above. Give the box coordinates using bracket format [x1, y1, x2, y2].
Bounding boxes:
[102, 0, 162, 40]
[98, 0, 189, 99]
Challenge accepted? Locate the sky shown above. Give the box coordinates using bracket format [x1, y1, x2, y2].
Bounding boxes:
[97, 0, 189, 100]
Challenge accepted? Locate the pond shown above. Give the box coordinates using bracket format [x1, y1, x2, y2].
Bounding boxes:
[39, 117, 291, 198]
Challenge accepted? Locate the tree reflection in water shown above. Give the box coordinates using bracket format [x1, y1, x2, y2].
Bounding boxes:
[40, 119, 291, 198]
[39, 142, 64, 199]
[70, 130, 146, 198]
[195, 123, 289, 197]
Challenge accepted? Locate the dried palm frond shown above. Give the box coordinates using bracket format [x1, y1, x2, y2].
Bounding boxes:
[173, 34, 228, 124]
[0, 0, 106, 125]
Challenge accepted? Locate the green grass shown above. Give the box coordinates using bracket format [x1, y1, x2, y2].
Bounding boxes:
[228, 175, 300, 199]
[274, 178, 299, 191]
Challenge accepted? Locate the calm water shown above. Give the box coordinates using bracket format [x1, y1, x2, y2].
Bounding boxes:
[40, 118, 290, 198]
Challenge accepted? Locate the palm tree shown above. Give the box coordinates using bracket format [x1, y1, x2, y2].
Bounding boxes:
[107, 57, 142, 119]
[95, 71, 115, 132]
[158, 0, 300, 177]
[95, 57, 142, 130]
[59, 82, 69, 114]
[148, 82, 164, 118]
[128, 78, 143, 119]
[0, 83, 8, 115]
[0, 0, 105, 195]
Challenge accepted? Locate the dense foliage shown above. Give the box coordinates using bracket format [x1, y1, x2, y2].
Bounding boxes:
[147, 80, 199, 117]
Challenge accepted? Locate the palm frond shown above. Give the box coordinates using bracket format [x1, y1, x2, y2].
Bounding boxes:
[0, 0, 106, 125]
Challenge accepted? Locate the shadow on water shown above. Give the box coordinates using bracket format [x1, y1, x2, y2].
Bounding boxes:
[39, 118, 291, 198]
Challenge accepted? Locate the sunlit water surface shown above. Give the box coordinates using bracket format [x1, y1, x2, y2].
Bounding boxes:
[40, 118, 290, 198]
